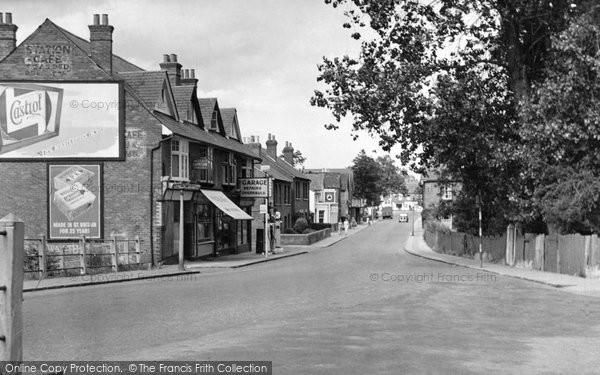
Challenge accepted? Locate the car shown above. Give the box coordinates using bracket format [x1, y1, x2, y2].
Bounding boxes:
[398, 213, 409, 222]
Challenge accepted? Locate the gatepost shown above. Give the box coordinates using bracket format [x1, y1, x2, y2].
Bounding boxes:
[0, 213, 24, 361]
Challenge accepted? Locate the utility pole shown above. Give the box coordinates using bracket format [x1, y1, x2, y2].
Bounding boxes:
[410, 206, 415, 237]
[476, 192, 483, 268]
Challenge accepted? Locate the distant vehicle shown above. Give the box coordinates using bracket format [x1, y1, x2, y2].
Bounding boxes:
[398, 213, 409, 222]
[382, 206, 393, 219]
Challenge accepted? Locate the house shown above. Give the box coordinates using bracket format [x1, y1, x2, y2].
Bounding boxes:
[306, 168, 359, 223]
[0, 13, 261, 267]
[245, 134, 310, 234]
[422, 170, 462, 229]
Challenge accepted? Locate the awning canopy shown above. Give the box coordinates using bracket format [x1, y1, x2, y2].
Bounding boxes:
[201, 189, 253, 220]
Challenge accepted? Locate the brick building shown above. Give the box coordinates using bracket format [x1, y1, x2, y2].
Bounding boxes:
[0, 13, 259, 266]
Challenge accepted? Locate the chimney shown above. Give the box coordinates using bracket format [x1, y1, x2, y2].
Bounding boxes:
[246, 135, 262, 156]
[180, 68, 198, 86]
[282, 141, 294, 165]
[88, 14, 114, 74]
[266, 133, 278, 160]
[159, 53, 182, 86]
[0, 12, 18, 61]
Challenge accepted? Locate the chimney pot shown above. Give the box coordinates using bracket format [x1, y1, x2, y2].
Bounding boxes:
[93, 14, 99, 25]
[5, 12, 12, 24]
[170, 54, 177, 63]
[101, 14, 108, 25]
[163, 54, 170, 63]
[190, 69, 195, 78]
[183, 69, 188, 79]
[0, 13, 3, 24]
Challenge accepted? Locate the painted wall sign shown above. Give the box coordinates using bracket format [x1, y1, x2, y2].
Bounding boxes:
[23, 44, 73, 78]
[239, 178, 269, 198]
[49, 164, 102, 239]
[0, 81, 122, 159]
[125, 128, 146, 159]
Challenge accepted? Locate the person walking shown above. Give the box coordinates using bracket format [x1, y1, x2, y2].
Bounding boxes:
[343, 219, 349, 236]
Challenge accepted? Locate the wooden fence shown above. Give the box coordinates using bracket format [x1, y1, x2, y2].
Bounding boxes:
[506, 225, 600, 278]
[23, 235, 142, 279]
[424, 225, 506, 263]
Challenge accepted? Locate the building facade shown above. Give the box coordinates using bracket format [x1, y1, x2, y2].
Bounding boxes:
[0, 13, 259, 267]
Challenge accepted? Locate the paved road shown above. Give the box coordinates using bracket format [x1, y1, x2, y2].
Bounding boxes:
[25, 219, 600, 374]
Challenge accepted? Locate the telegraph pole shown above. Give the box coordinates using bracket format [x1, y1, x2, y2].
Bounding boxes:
[476, 192, 483, 268]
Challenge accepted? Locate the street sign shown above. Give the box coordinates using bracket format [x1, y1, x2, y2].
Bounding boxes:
[259, 204, 268, 214]
[260, 165, 270, 172]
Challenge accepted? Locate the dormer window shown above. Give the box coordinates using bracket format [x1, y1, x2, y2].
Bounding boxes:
[210, 110, 218, 130]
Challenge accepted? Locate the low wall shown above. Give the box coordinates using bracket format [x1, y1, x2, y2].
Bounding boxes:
[281, 228, 331, 246]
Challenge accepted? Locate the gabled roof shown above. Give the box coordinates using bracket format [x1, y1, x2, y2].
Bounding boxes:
[255, 150, 292, 182]
[119, 71, 178, 119]
[220, 108, 242, 141]
[275, 157, 311, 181]
[198, 98, 226, 135]
[172, 85, 201, 126]
[54, 22, 144, 74]
[323, 173, 342, 189]
[154, 111, 259, 160]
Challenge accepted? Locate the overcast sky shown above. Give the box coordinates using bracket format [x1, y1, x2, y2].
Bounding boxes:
[6, 0, 403, 169]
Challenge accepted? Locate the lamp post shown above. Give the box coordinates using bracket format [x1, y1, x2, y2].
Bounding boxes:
[476, 193, 483, 268]
[410, 206, 415, 237]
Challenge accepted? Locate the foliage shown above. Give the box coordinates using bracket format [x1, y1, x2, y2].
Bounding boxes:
[314, 0, 596, 234]
[281, 150, 307, 168]
[351, 149, 383, 205]
[376, 154, 408, 195]
[519, 7, 600, 233]
[293, 217, 310, 233]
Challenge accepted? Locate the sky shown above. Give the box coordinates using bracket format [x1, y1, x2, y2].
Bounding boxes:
[4, 0, 404, 170]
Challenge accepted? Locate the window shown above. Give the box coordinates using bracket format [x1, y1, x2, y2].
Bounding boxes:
[195, 203, 213, 241]
[303, 182, 309, 200]
[295, 181, 301, 199]
[241, 159, 252, 178]
[441, 185, 453, 200]
[210, 110, 218, 130]
[171, 139, 189, 180]
[196, 146, 213, 183]
[318, 210, 324, 223]
[222, 153, 237, 185]
[284, 185, 290, 205]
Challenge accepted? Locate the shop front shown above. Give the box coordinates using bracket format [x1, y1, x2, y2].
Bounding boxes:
[161, 185, 253, 262]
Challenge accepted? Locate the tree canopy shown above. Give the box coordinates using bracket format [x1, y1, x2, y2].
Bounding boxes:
[313, 0, 600, 234]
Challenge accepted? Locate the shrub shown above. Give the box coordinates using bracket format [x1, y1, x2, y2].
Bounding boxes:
[283, 228, 297, 234]
[425, 220, 452, 235]
[293, 217, 309, 233]
[302, 228, 316, 234]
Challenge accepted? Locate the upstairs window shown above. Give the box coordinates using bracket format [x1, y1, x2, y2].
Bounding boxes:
[210, 110, 218, 130]
[241, 159, 252, 178]
[303, 182, 309, 200]
[196, 146, 213, 183]
[171, 139, 189, 181]
[222, 152, 237, 185]
[441, 185, 453, 200]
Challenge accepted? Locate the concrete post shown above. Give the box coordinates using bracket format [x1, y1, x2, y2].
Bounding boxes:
[79, 236, 87, 275]
[39, 234, 47, 279]
[0, 213, 24, 361]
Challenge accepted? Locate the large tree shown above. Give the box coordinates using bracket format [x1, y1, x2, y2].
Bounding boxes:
[312, 0, 591, 234]
[351, 150, 383, 206]
[376, 154, 408, 196]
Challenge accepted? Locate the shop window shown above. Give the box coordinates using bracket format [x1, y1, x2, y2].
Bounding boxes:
[197, 147, 214, 183]
[195, 203, 213, 241]
[171, 139, 189, 181]
[222, 153, 237, 185]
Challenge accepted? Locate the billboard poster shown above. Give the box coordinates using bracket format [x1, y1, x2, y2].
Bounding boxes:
[48, 164, 102, 239]
[0, 81, 122, 159]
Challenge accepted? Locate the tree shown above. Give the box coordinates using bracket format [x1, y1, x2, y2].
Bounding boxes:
[519, 7, 600, 233]
[312, 0, 589, 234]
[376, 155, 407, 196]
[351, 150, 382, 206]
[280, 149, 306, 168]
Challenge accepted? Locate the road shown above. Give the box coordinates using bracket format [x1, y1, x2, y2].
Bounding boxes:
[24, 217, 600, 374]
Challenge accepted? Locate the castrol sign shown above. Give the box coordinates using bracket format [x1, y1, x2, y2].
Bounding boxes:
[0, 83, 62, 154]
[0, 81, 122, 160]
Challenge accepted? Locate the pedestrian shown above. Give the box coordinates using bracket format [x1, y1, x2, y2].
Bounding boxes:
[338, 220, 343, 235]
[344, 219, 349, 235]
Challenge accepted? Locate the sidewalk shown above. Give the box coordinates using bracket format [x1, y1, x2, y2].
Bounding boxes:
[404, 219, 600, 297]
[23, 222, 373, 292]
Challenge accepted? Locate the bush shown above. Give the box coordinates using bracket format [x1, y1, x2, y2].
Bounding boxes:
[283, 228, 297, 234]
[425, 220, 452, 235]
[302, 228, 316, 234]
[293, 218, 309, 233]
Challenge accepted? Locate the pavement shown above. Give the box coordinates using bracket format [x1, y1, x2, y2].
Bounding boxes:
[23, 221, 372, 292]
[404, 218, 600, 297]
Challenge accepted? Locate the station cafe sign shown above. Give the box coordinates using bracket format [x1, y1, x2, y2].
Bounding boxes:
[239, 178, 270, 198]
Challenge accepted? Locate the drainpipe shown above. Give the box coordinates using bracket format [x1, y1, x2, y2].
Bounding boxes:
[150, 135, 173, 267]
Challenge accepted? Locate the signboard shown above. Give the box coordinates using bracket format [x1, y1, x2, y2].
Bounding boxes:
[259, 204, 268, 214]
[239, 178, 269, 198]
[0, 81, 122, 159]
[324, 192, 336, 203]
[48, 164, 102, 239]
[259, 165, 270, 172]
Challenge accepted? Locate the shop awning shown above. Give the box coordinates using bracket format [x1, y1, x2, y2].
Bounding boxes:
[201, 189, 253, 220]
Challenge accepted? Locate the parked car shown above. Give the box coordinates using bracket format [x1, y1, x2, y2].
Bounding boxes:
[398, 213, 409, 222]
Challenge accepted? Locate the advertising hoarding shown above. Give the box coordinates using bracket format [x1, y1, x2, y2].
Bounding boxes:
[48, 164, 102, 239]
[0, 81, 122, 159]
